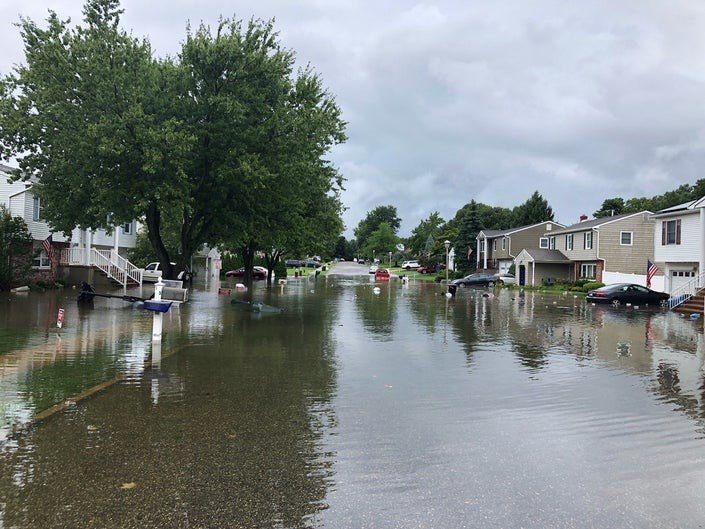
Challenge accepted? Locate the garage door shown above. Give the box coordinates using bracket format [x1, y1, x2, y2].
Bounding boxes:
[671, 270, 696, 293]
[498, 261, 511, 273]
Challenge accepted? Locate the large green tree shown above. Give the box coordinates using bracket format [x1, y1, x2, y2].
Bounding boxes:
[0, 0, 345, 281]
[407, 211, 444, 258]
[511, 191, 554, 226]
[454, 200, 483, 274]
[362, 222, 399, 260]
[593, 197, 626, 218]
[354, 205, 401, 250]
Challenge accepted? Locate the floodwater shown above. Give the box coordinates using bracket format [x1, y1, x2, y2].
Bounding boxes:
[0, 274, 704, 528]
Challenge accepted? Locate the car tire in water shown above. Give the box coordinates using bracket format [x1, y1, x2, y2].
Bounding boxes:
[611, 298, 622, 307]
[487, 281, 495, 288]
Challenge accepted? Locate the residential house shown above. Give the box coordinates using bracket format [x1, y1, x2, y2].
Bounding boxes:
[652, 198, 705, 296]
[1, 164, 138, 282]
[514, 211, 657, 287]
[475, 221, 565, 273]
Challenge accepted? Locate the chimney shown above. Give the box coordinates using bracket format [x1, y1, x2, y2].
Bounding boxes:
[579, 214, 588, 222]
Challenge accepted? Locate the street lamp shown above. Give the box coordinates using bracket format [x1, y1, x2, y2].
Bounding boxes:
[388, 251, 392, 268]
[444, 240, 451, 282]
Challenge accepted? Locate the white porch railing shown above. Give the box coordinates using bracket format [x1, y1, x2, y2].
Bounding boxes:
[668, 270, 705, 310]
[59, 248, 143, 287]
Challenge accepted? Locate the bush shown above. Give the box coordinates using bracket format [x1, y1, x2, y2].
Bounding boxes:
[274, 260, 287, 279]
[573, 279, 588, 288]
[582, 281, 604, 292]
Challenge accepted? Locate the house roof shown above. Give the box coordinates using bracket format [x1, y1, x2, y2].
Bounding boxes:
[517, 248, 571, 263]
[651, 196, 705, 216]
[548, 211, 651, 235]
[477, 220, 564, 239]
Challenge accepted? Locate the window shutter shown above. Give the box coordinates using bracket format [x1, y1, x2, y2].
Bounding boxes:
[583, 233, 586, 249]
[676, 219, 681, 245]
[661, 222, 666, 245]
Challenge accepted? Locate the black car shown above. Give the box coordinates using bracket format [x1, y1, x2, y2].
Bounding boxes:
[450, 273, 498, 287]
[586, 283, 669, 306]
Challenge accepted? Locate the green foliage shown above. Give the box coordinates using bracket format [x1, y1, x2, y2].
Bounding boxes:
[362, 222, 399, 258]
[354, 205, 401, 250]
[593, 198, 626, 218]
[0, 206, 33, 290]
[407, 211, 444, 257]
[582, 281, 605, 292]
[0, 1, 345, 280]
[511, 191, 554, 226]
[274, 259, 287, 279]
[454, 200, 483, 274]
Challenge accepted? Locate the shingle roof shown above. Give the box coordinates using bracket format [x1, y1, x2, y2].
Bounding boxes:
[521, 248, 571, 263]
[478, 220, 563, 239]
[548, 212, 649, 235]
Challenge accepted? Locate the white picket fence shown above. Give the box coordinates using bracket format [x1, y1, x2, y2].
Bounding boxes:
[59, 248, 142, 287]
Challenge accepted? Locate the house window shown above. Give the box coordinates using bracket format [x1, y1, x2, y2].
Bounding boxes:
[580, 263, 596, 280]
[539, 237, 549, 249]
[480, 240, 485, 252]
[32, 197, 41, 221]
[584, 232, 593, 250]
[501, 238, 506, 250]
[662, 220, 680, 245]
[566, 233, 573, 251]
[620, 231, 633, 246]
[32, 249, 51, 269]
[549, 236, 556, 250]
[123, 221, 132, 235]
[493, 239, 497, 251]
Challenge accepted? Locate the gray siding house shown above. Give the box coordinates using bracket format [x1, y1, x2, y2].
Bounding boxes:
[514, 211, 655, 287]
[475, 221, 565, 273]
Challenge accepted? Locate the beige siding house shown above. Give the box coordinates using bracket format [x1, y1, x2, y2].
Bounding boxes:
[513, 211, 656, 287]
[475, 221, 564, 273]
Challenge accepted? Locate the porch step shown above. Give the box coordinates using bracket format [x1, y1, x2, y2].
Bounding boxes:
[673, 291, 705, 314]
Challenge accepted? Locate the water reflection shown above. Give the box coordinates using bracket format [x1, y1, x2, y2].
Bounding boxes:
[1, 283, 705, 527]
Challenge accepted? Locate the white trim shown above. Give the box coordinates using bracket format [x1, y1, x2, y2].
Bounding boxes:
[594, 210, 652, 229]
[539, 237, 549, 249]
[619, 231, 633, 246]
[477, 221, 565, 240]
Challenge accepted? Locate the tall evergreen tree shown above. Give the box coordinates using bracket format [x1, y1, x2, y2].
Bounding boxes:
[593, 198, 626, 218]
[512, 191, 554, 226]
[454, 200, 483, 274]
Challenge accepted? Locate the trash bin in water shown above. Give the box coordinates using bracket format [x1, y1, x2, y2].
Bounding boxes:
[448, 284, 458, 297]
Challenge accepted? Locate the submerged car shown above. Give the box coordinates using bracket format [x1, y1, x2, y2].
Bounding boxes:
[497, 273, 516, 285]
[225, 266, 268, 280]
[586, 283, 669, 306]
[369, 264, 379, 274]
[401, 260, 420, 270]
[451, 273, 498, 287]
[375, 268, 391, 281]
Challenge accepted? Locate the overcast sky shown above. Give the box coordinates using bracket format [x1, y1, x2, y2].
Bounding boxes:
[2, 1, 705, 236]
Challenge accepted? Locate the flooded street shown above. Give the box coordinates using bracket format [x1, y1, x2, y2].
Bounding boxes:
[0, 278, 704, 528]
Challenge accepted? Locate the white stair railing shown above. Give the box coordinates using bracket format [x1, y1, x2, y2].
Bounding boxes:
[59, 247, 143, 286]
[668, 270, 705, 310]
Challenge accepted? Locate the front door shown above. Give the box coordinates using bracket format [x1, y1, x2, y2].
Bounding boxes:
[519, 264, 526, 286]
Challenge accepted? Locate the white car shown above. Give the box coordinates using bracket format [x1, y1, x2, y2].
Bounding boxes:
[497, 273, 516, 285]
[141, 262, 173, 282]
[369, 264, 379, 274]
[401, 260, 420, 270]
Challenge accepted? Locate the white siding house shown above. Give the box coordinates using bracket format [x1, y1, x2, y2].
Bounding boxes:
[1, 164, 137, 272]
[652, 198, 705, 295]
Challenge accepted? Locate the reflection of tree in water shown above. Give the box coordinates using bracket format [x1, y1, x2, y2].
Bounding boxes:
[513, 341, 550, 371]
[354, 284, 397, 339]
[0, 290, 341, 529]
[449, 298, 480, 364]
[406, 285, 443, 334]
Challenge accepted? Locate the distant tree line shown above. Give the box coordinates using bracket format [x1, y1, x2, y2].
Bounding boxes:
[593, 179, 705, 218]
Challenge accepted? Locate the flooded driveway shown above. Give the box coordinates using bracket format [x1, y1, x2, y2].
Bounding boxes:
[0, 279, 704, 528]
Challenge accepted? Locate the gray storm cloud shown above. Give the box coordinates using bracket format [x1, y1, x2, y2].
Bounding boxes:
[2, 0, 704, 235]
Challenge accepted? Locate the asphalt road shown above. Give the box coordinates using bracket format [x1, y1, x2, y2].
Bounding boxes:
[327, 261, 371, 277]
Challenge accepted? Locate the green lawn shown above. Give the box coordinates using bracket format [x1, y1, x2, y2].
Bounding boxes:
[386, 266, 442, 282]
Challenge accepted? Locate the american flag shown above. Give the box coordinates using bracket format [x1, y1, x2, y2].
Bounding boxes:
[42, 235, 56, 266]
[467, 247, 473, 261]
[647, 259, 659, 288]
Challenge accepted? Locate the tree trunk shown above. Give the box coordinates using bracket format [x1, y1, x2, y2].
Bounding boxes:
[145, 201, 174, 280]
[264, 249, 281, 286]
[240, 242, 255, 289]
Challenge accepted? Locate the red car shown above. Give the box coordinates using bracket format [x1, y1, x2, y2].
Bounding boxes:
[375, 268, 391, 281]
[225, 266, 268, 280]
[418, 264, 444, 274]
